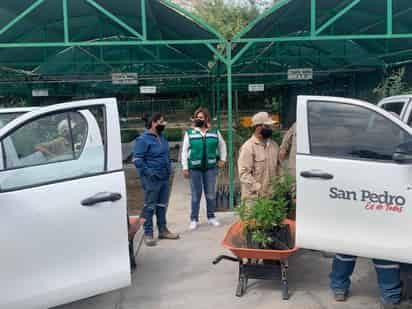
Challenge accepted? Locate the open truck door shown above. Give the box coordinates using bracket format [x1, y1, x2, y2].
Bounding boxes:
[296, 96, 412, 263]
[0, 98, 130, 308]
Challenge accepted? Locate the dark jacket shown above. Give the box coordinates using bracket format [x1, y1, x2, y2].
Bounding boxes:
[133, 130, 171, 181]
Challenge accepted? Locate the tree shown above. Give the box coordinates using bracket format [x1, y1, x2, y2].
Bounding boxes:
[373, 67, 412, 100]
[193, 0, 261, 39]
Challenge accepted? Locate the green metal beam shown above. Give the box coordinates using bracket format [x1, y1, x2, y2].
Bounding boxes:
[85, 0, 144, 40]
[231, 42, 254, 65]
[206, 43, 227, 65]
[63, 0, 69, 43]
[0, 0, 47, 36]
[160, 0, 226, 42]
[216, 64, 221, 130]
[226, 42, 234, 209]
[387, 0, 393, 35]
[235, 33, 412, 44]
[311, 0, 316, 36]
[316, 0, 362, 35]
[233, 0, 292, 41]
[141, 0, 148, 40]
[0, 39, 223, 48]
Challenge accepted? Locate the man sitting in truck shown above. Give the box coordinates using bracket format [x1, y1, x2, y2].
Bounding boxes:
[36, 119, 74, 158]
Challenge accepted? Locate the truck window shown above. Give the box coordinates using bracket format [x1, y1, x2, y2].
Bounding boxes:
[308, 100, 410, 161]
[381, 102, 405, 116]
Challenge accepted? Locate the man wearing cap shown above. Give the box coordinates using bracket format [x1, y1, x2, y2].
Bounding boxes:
[238, 112, 281, 200]
[36, 119, 75, 157]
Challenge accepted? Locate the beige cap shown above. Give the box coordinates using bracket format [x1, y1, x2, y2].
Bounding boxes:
[252, 112, 277, 126]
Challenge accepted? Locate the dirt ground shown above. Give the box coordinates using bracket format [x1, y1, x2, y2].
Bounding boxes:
[125, 147, 180, 216]
[125, 164, 145, 216]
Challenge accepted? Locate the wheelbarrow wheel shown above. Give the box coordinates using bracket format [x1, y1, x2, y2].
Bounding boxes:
[282, 281, 289, 300]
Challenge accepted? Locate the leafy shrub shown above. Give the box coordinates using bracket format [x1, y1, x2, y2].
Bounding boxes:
[237, 174, 295, 249]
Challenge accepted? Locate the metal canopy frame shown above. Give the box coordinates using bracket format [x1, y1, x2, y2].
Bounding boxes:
[223, 0, 412, 207]
[0, 0, 228, 88]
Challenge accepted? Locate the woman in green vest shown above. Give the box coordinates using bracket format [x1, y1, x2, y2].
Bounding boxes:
[182, 107, 227, 230]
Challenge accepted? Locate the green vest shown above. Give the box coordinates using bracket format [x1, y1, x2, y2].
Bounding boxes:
[188, 128, 219, 169]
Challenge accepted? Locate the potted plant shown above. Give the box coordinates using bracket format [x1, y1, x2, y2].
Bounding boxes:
[271, 173, 296, 220]
[237, 174, 296, 250]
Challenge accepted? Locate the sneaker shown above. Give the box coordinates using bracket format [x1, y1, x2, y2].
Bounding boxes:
[208, 218, 221, 227]
[189, 221, 198, 230]
[333, 290, 348, 302]
[144, 235, 157, 247]
[158, 229, 180, 240]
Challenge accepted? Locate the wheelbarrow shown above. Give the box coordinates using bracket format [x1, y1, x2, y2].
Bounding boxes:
[213, 220, 299, 299]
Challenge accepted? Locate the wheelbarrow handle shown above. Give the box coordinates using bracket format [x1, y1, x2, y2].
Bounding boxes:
[213, 255, 240, 265]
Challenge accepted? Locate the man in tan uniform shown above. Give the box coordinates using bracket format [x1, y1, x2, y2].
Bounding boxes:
[279, 122, 296, 177]
[238, 112, 281, 200]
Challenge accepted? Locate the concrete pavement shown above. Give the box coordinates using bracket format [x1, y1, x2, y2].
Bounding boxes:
[55, 166, 383, 309]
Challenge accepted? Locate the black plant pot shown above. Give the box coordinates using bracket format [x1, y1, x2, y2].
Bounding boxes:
[245, 225, 293, 250]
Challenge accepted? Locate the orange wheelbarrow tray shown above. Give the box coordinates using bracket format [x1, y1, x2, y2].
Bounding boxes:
[213, 219, 299, 299]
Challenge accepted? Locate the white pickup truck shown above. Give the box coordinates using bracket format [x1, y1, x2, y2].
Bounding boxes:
[0, 99, 142, 309]
[296, 95, 412, 263]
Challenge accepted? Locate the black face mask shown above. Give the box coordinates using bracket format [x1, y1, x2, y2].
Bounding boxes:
[156, 125, 166, 133]
[261, 127, 273, 139]
[194, 119, 205, 128]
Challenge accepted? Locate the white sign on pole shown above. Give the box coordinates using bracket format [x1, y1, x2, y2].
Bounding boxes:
[288, 68, 313, 80]
[32, 89, 49, 97]
[248, 84, 265, 92]
[140, 86, 157, 94]
[112, 73, 138, 85]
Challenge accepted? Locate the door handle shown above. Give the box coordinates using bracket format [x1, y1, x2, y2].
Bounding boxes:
[81, 192, 122, 207]
[300, 171, 334, 180]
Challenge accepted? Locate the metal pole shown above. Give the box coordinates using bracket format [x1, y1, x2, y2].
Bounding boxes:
[310, 0, 316, 37]
[212, 79, 216, 118]
[227, 42, 234, 209]
[216, 65, 221, 130]
[141, 0, 148, 40]
[387, 0, 393, 35]
[63, 0, 69, 43]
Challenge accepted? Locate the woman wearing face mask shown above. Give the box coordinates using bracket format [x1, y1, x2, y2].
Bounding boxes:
[133, 113, 179, 247]
[182, 107, 227, 230]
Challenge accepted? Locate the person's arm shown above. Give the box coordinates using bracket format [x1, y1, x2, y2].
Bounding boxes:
[279, 124, 295, 161]
[165, 137, 172, 173]
[36, 138, 63, 156]
[181, 132, 190, 170]
[238, 144, 261, 193]
[133, 137, 153, 177]
[217, 130, 227, 162]
[217, 130, 227, 168]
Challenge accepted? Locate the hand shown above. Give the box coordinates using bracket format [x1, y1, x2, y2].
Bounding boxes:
[183, 170, 190, 179]
[218, 160, 226, 169]
[279, 149, 288, 162]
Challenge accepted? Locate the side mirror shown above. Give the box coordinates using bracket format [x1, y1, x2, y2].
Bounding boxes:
[393, 141, 412, 164]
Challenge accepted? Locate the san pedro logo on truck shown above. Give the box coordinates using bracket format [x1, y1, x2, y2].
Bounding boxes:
[329, 187, 406, 206]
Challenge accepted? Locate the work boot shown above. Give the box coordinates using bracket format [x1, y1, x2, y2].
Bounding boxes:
[144, 235, 157, 247]
[158, 229, 180, 240]
[333, 290, 348, 302]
